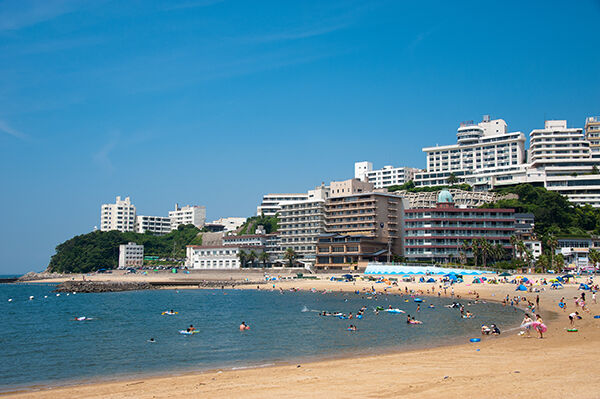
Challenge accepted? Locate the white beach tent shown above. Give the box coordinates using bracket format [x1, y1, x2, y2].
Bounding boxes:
[364, 263, 485, 276]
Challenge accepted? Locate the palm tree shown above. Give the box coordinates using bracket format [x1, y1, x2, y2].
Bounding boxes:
[516, 240, 526, 262]
[546, 235, 558, 273]
[258, 251, 270, 268]
[509, 235, 518, 260]
[237, 250, 247, 268]
[471, 239, 481, 266]
[480, 239, 491, 268]
[554, 253, 565, 271]
[460, 240, 470, 265]
[447, 173, 458, 186]
[247, 250, 258, 268]
[536, 254, 550, 272]
[284, 248, 297, 268]
[524, 249, 535, 269]
[494, 243, 505, 263]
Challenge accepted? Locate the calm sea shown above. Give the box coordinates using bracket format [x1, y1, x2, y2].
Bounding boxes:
[0, 283, 523, 392]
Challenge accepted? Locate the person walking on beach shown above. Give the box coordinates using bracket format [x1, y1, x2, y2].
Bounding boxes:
[536, 295, 540, 309]
[521, 314, 532, 337]
[569, 312, 580, 327]
[534, 315, 545, 339]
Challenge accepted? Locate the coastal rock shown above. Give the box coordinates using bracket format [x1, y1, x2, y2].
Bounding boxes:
[53, 281, 155, 293]
[18, 272, 67, 281]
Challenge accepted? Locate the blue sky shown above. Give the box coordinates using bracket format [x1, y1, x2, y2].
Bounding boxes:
[1, 0, 599, 274]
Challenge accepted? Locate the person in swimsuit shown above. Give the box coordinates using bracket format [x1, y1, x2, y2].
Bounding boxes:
[239, 321, 250, 331]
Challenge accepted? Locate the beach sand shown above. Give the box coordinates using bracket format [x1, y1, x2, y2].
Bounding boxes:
[7, 272, 600, 398]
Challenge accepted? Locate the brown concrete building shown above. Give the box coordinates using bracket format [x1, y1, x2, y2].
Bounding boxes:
[315, 192, 406, 270]
[329, 178, 374, 198]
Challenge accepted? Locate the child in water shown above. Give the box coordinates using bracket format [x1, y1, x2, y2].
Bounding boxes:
[239, 321, 250, 331]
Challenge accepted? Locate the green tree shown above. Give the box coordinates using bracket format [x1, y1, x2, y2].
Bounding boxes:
[259, 251, 270, 268]
[460, 240, 470, 265]
[509, 235, 518, 260]
[237, 250, 248, 268]
[284, 248, 297, 267]
[247, 250, 258, 268]
[536, 254, 550, 272]
[447, 173, 458, 186]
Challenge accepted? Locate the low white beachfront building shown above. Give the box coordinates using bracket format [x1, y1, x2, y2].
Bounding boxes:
[186, 245, 264, 269]
[118, 242, 144, 268]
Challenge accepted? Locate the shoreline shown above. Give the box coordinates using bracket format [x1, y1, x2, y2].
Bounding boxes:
[3, 273, 598, 398]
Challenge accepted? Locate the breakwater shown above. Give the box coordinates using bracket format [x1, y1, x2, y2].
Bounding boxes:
[54, 281, 155, 293]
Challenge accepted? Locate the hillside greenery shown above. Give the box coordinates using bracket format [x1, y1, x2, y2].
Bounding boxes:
[483, 184, 600, 237]
[47, 224, 201, 273]
[237, 214, 279, 235]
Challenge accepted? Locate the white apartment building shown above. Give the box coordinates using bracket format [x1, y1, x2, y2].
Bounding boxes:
[585, 116, 600, 158]
[135, 215, 171, 235]
[277, 198, 327, 264]
[256, 193, 309, 216]
[169, 204, 206, 230]
[186, 245, 263, 269]
[415, 115, 527, 190]
[118, 242, 144, 268]
[101, 196, 136, 232]
[210, 217, 247, 232]
[354, 161, 373, 181]
[528, 120, 600, 207]
[354, 162, 418, 188]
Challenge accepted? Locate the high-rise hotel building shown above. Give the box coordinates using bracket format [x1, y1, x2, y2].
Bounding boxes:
[414, 115, 527, 190]
[529, 120, 600, 207]
[100, 196, 136, 232]
[404, 190, 515, 263]
[315, 191, 407, 270]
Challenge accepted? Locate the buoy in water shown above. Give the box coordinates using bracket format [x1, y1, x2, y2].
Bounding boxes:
[56, 294, 60, 296]
[44, 296, 48, 298]
[8, 298, 12, 302]
[29, 296, 34, 300]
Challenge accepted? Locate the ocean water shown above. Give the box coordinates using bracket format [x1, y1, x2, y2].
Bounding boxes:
[0, 283, 523, 392]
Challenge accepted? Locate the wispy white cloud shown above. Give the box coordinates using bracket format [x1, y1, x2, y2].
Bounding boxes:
[407, 27, 438, 53]
[0, 119, 28, 140]
[0, 0, 86, 31]
[93, 133, 119, 172]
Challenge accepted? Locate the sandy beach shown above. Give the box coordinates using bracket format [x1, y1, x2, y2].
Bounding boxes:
[5, 272, 600, 398]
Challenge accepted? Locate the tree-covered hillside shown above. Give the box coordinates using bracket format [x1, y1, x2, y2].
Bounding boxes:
[485, 184, 600, 236]
[47, 224, 202, 273]
[237, 214, 279, 235]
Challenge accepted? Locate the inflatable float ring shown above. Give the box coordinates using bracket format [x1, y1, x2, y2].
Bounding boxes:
[469, 338, 481, 342]
[567, 328, 578, 332]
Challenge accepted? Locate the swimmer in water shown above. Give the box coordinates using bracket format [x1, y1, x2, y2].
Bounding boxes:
[187, 325, 196, 332]
[239, 321, 250, 331]
[148, 338, 156, 343]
